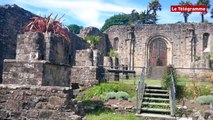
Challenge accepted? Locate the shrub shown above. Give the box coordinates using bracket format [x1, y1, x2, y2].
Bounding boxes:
[162, 65, 178, 90]
[162, 65, 187, 99]
[196, 95, 213, 105]
[100, 91, 130, 101]
[77, 82, 135, 101]
[183, 82, 213, 99]
[85, 35, 101, 48]
[116, 91, 130, 100]
[108, 49, 117, 57]
[197, 72, 213, 82]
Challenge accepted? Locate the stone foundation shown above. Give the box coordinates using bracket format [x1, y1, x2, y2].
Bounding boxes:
[0, 84, 85, 120]
[3, 60, 70, 87]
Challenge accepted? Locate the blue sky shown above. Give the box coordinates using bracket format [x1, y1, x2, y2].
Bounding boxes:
[1, 0, 213, 28]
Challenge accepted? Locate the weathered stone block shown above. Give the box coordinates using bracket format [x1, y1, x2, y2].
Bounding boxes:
[2, 60, 70, 87]
[71, 66, 99, 87]
[16, 32, 45, 61]
[45, 33, 71, 65]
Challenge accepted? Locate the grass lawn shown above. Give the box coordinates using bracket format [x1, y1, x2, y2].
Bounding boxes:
[116, 76, 191, 86]
[87, 112, 136, 120]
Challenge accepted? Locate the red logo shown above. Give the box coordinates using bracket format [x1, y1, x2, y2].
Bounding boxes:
[171, 5, 207, 12]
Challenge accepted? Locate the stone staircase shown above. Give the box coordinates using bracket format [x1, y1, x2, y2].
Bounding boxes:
[136, 85, 176, 120]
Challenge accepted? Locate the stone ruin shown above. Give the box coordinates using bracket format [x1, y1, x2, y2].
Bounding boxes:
[0, 31, 86, 119]
[0, 4, 213, 119]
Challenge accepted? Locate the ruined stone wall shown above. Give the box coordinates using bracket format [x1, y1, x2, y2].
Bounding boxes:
[3, 32, 71, 87]
[79, 27, 110, 58]
[106, 23, 213, 76]
[71, 66, 99, 87]
[0, 4, 35, 82]
[0, 84, 85, 120]
[71, 49, 102, 87]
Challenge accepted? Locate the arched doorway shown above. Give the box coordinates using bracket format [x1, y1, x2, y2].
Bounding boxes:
[146, 36, 172, 80]
[149, 39, 167, 67]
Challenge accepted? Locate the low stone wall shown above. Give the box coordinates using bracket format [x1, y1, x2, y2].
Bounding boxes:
[3, 59, 70, 87]
[71, 66, 98, 87]
[0, 84, 85, 120]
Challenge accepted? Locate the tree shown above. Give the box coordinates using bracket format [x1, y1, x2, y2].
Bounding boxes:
[129, 9, 140, 24]
[85, 35, 101, 49]
[196, 0, 211, 23]
[67, 24, 83, 34]
[101, 14, 130, 32]
[139, 10, 154, 24]
[211, 8, 213, 18]
[148, 0, 162, 24]
[179, 1, 192, 23]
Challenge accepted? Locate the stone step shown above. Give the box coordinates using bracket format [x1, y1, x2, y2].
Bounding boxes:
[141, 108, 170, 113]
[142, 102, 170, 106]
[144, 93, 169, 97]
[143, 97, 170, 102]
[146, 86, 164, 90]
[145, 89, 169, 93]
[136, 113, 176, 120]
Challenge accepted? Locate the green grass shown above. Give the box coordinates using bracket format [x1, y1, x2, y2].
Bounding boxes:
[77, 82, 136, 101]
[87, 112, 136, 120]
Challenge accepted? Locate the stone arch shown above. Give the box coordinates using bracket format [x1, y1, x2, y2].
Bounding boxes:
[203, 33, 210, 51]
[113, 37, 119, 51]
[146, 35, 173, 68]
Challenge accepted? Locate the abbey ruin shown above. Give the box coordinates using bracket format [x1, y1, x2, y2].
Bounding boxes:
[0, 5, 213, 84]
[0, 4, 213, 119]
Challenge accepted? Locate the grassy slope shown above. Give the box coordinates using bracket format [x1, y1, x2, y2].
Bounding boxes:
[87, 112, 136, 120]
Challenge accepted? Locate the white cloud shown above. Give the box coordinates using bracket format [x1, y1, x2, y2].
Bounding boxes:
[12, 0, 143, 27]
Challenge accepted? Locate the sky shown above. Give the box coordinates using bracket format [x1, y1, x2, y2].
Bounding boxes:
[1, 0, 213, 28]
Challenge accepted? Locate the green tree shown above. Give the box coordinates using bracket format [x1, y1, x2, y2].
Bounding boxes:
[101, 14, 130, 32]
[129, 9, 140, 24]
[139, 10, 154, 24]
[67, 24, 83, 34]
[148, 0, 162, 24]
[196, 0, 211, 23]
[179, 1, 192, 23]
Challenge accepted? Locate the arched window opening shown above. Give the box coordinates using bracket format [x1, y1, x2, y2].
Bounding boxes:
[203, 33, 209, 51]
[113, 37, 119, 51]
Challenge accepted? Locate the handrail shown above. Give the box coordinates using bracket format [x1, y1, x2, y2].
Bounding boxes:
[136, 67, 146, 114]
[169, 67, 176, 116]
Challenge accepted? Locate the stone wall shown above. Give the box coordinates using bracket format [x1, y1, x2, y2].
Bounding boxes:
[75, 49, 101, 66]
[45, 33, 71, 65]
[0, 4, 35, 82]
[3, 32, 71, 87]
[0, 84, 85, 120]
[105, 23, 213, 76]
[16, 32, 45, 61]
[71, 66, 99, 87]
[3, 60, 71, 87]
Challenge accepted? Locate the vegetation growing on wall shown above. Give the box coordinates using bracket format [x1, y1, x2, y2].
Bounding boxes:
[108, 49, 117, 57]
[85, 35, 101, 48]
[23, 14, 70, 40]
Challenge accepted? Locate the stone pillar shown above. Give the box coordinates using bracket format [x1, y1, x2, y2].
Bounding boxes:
[93, 49, 99, 66]
[71, 49, 101, 87]
[103, 56, 112, 68]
